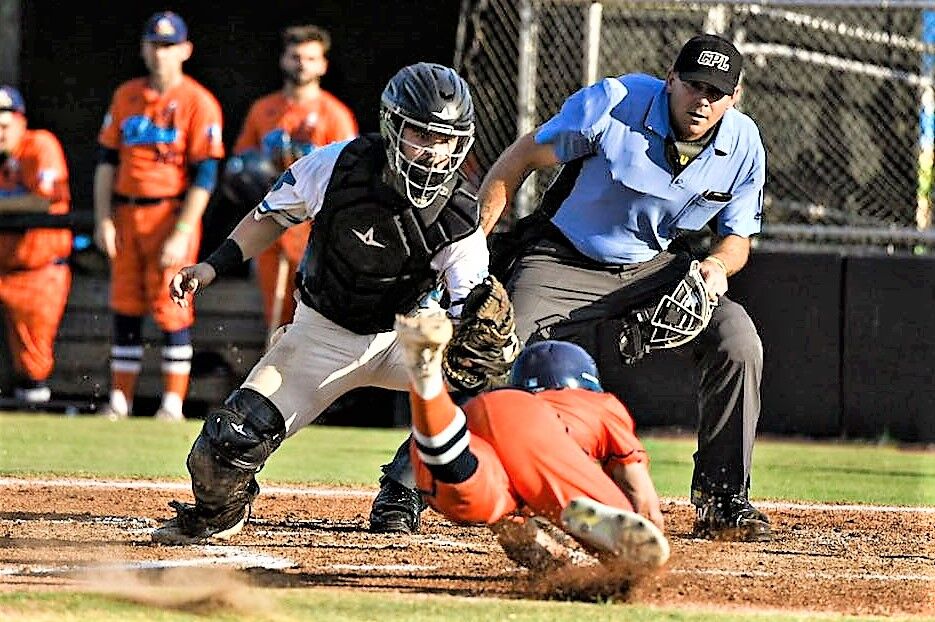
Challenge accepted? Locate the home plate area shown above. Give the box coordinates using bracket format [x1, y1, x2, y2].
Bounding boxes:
[0, 478, 932, 616]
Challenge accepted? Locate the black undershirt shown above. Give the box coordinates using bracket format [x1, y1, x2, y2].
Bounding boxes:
[665, 121, 720, 175]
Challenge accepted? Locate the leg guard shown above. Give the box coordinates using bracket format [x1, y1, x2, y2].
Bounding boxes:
[187, 387, 286, 520]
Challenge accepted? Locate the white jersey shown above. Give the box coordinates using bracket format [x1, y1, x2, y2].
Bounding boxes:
[254, 140, 489, 317]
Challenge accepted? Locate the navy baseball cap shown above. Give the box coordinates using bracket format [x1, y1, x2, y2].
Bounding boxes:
[142, 11, 188, 44]
[674, 34, 743, 95]
[0, 85, 25, 114]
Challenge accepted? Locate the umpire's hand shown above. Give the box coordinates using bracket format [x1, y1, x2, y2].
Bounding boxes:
[169, 262, 217, 308]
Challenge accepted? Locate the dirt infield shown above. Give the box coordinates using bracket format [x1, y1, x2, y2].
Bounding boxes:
[1, 477, 933, 617]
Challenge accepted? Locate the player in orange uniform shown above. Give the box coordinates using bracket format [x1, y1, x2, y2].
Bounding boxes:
[93, 12, 224, 421]
[231, 24, 357, 329]
[0, 86, 72, 404]
[395, 312, 669, 570]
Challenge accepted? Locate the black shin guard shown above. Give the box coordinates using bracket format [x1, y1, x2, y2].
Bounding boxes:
[186, 388, 286, 519]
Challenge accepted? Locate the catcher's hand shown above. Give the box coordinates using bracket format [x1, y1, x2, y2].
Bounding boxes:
[169, 262, 217, 308]
[442, 275, 520, 393]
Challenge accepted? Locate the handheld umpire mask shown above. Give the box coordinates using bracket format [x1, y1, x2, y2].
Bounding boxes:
[618, 260, 716, 364]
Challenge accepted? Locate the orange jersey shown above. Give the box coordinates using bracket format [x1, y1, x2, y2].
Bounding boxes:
[412, 387, 646, 525]
[527, 388, 647, 469]
[0, 128, 71, 271]
[465, 388, 646, 486]
[233, 90, 357, 155]
[235, 89, 356, 328]
[98, 76, 224, 197]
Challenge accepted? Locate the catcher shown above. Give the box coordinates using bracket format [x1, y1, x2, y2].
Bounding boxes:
[395, 310, 669, 571]
[152, 62, 518, 544]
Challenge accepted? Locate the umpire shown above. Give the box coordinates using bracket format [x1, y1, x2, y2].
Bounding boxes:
[479, 34, 769, 541]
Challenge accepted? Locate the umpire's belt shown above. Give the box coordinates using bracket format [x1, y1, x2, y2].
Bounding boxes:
[113, 193, 184, 206]
[528, 221, 609, 269]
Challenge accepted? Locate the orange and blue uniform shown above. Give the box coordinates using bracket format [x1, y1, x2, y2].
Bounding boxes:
[410, 387, 647, 525]
[98, 75, 223, 415]
[0, 128, 71, 385]
[99, 76, 224, 329]
[233, 90, 356, 327]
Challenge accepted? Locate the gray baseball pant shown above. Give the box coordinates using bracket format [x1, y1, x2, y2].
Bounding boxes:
[506, 245, 763, 502]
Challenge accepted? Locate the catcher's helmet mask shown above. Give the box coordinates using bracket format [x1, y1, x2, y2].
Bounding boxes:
[618, 260, 717, 364]
[380, 62, 475, 209]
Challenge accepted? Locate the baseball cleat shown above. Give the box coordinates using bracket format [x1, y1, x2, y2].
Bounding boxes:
[153, 407, 185, 422]
[96, 403, 129, 421]
[692, 493, 771, 542]
[561, 497, 670, 568]
[14, 385, 52, 404]
[369, 478, 425, 534]
[151, 501, 250, 545]
[394, 312, 453, 385]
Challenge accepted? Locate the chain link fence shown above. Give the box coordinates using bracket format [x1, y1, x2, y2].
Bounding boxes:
[456, 0, 935, 249]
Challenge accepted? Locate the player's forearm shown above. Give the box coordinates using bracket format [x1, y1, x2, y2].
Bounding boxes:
[175, 186, 212, 231]
[610, 461, 664, 530]
[92, 163, 116, 223]
[0, 193, 51, 213]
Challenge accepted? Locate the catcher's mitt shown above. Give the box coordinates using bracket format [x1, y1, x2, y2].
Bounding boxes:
[442, 275, 520, 393]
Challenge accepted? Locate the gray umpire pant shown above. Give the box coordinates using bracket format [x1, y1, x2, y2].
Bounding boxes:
[506, 236, 763, 504]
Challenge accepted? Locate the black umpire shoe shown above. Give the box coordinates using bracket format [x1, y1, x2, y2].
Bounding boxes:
[692, 493, 771, 542]
[369, 478, 426, 534]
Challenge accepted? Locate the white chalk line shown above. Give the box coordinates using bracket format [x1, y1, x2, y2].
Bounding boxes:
[327, 563, 439, 572]
[5, 558, 930, 584]
[670, 568, 935, 583]
[2, 476, 934, 514]
[0, 546, 294, 577]
[0, 477, 372, 498]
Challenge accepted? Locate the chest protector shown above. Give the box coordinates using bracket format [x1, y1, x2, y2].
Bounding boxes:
[298, 134, 480, 334]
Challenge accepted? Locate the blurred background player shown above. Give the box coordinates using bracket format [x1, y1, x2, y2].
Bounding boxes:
[227, 24, 357, 332]
[395, 312, 669, 570]
[0, 85, 72, 404]
[93, 11, 224, 421]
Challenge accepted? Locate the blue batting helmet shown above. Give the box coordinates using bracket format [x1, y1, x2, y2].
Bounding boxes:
[509, 340, 603, 393]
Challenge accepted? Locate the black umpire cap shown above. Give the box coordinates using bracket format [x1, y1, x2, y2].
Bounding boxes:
[674, 34, 743, 95]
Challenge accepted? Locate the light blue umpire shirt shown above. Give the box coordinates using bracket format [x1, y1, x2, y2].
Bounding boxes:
[536, 74, 766, 264]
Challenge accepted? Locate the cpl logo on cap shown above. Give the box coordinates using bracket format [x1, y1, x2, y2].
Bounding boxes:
[154, 17, 178, 38]
[697, 51, 730, 72]
[0, 90, 13, 110]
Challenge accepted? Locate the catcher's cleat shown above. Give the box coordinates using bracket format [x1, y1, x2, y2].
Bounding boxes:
[369, 478, 426, 534]
[692, 493, 771, 542]
[151, 500, 251, 545]
[491, 515, 598, 572]
[561, 497, 670, 568]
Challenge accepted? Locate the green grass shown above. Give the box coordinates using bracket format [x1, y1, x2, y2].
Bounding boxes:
[1, 413, 934, 622]
[0, 587, 911, 622]
[1, 414, 933, 504]
[0, 414, 406, 485]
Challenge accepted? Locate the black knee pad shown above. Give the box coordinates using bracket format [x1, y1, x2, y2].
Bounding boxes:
[186, 388, 286, 513]
[200, 387, 287, 471]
